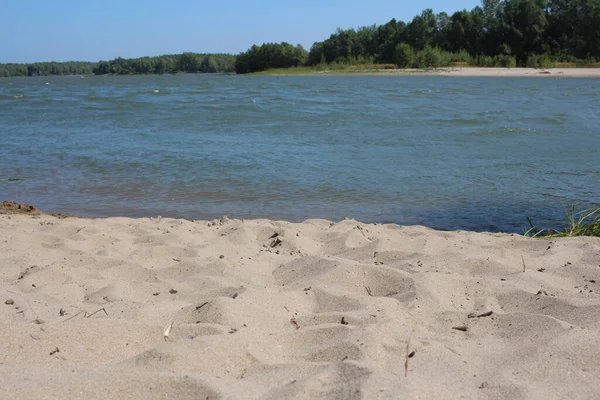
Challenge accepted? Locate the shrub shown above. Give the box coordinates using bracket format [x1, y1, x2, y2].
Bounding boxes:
[474, 55, 494, 67]
[473, 54, 516, 68]
[496, 55, 516, 68]
[412, 46, 451, 68]
[394, 43, 414, 68]
[450, 50, 473, 64]
[526, 54, 554, 68]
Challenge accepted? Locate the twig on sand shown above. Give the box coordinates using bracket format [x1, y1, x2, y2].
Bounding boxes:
[452, 326, 468, 332]
[63, 310, 86, 322]
[63, 308, 108, 322]
[164, 321, 174, 342]
[521, 255, 526, 273]
[404, 335, 412, 377]
[86, 308, 108, 318]
[365, 286, 373, 296]
[468, 310, 493, 318]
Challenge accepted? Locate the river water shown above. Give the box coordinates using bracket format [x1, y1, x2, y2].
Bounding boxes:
[1, 74, 598, 232]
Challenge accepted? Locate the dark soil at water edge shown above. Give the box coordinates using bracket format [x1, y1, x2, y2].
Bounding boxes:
[0, 201, 43, 215]
[0, 200, 73, 218]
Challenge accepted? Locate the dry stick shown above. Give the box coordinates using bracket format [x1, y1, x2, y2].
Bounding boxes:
[63, 310, 85, 322]
[404, 335, 412, 378]
[86, 308, 108, 318]
[521, 255, 526, 273]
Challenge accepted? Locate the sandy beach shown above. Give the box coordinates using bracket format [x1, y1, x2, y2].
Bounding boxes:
[392, 67, 600, 78]
[436, 67, 600, 78]
[287, 67, 600, 78]
[1, 205, 599, 399]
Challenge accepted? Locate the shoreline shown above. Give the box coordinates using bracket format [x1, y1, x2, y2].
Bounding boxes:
[261, 67, 600, 78]
[4, 68, 600, 79]
[0, 201, 518, 235]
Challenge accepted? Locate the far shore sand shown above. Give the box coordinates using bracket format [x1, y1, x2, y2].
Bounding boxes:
[394, 67, 600, 78]
[2, 202, 600, 399]
[272, 67, 600, 78]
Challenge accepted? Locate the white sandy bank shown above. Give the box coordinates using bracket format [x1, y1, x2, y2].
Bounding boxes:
[1, 214, 599, 399]
[351, 67, 600, 78]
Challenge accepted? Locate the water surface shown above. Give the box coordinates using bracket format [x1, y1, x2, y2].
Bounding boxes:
[1, 74, 598, 232]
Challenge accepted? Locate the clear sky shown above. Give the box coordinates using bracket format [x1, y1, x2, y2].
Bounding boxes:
[0, 0, 482, 63]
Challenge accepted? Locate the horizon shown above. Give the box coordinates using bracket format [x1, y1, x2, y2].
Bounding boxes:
[1, 0, 481, 64]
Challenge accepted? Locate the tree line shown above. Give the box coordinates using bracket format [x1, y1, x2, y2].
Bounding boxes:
[0, 53, 236, 77]
[235, 43, 308, 73]
[92, 53, 235, 75]
[237, 0, 600, 72]
[0, 62, 96, 77]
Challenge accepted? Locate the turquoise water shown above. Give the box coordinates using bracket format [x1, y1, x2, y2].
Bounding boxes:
[1, 74, 598, 232]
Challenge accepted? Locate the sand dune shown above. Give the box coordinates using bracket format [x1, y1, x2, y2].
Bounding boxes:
[1, 213, 599, 399]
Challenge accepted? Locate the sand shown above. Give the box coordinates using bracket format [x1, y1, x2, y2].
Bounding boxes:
[434, 67, 600, 78]
[386, 67, 600, 78]
[1, 211, 600, 399]
[303, 67, 600, 78]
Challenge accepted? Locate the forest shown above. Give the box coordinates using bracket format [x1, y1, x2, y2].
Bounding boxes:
[234, 43, 308, 74]
[0, 62, 96, 77]
[236, 0, 600, 72]
[92, 53, 236, 75]
[0, 53, 236, 77]
[2, 0, 599, 76]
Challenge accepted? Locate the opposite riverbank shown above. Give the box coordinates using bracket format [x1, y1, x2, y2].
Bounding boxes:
[255, 66, 600, 78]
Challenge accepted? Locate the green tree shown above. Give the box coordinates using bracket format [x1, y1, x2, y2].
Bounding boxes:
[154, 58, 167, 74]
[179, 52, 200, 72]
[406, 14, 431, 50]
[235, 43, 308, 73]
[394, 43, 414, 68]
[501, 0, 548, 63]
[200, 56, 218, 73]
[375, 19, 406, 63]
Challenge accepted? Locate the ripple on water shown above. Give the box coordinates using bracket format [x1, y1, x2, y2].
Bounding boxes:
[0, 75, 598, 233]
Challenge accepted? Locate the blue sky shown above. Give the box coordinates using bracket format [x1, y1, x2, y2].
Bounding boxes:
[0, 0, 481, 63]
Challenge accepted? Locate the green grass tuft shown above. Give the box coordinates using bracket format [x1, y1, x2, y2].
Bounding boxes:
[526, 173, 600, 238]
